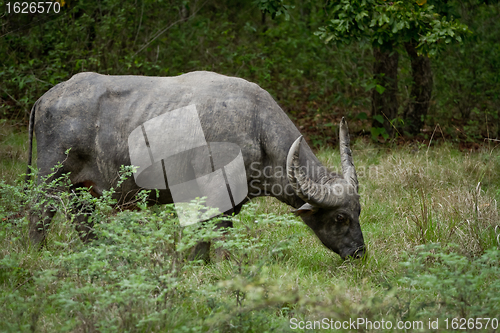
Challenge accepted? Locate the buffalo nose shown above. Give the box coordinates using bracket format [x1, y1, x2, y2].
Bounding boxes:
[346, 246, 366, 260]
[353, 246, 366, 259]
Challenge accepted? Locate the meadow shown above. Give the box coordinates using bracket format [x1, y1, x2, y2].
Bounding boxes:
[0, 121, 499, 332]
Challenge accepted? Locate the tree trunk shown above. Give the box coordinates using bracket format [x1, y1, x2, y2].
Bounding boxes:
[403, 41, 433, 136]
[371, 47, 399, 136]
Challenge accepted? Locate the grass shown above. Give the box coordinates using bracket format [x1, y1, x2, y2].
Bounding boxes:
[0, 120, 32, 182]
[1, 121, 499, 332]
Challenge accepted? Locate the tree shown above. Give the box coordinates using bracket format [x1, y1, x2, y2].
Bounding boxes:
[316, 0, 468, 137]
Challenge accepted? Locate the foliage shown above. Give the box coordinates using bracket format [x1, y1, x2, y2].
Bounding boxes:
[431, 1, 500, 139]
[1, 0, 500, 141]
[1, 124, 500, 331]
[0, 165, 306, 331]
[0, 0, 374, 134]
[316, 0, 469, 55]
[315, 0, 470, 140]
[399, 243, 500, 320]
[254, 0, 291, 19]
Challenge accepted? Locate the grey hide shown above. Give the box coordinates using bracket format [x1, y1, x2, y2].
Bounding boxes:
[26, 71, 365, 260]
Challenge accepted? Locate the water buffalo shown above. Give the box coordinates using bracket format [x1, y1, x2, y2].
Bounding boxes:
[26, 71, 365, 260]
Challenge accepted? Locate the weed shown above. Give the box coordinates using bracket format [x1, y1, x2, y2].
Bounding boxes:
[1, 128, 499, 332]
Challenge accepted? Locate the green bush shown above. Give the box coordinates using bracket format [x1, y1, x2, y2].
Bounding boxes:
[399, 243, 500, 322]
[1, 130, 499, 331]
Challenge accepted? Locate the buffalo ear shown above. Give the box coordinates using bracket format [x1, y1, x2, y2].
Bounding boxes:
[293, 203, 317, 216]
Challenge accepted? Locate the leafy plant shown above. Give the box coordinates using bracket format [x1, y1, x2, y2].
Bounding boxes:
[399, 243, 500, 320]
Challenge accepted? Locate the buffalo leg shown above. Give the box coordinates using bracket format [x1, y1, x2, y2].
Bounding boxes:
[72, 208, 97, 243]
[213, 220, 233, 261]
[189, 240, 211, 263]
[69, 190, 97, 243]
[211, 205, 244, 261]
[28, 151, 67, 246]
[29, 204, 57, 246]
[28, 183, 65, 246]
[188, 219, 233, 263]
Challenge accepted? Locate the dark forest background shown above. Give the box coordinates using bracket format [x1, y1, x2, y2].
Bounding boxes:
[1, 0, 499, 146]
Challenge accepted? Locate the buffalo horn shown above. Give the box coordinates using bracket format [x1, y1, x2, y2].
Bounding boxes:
[286, 136, 345, 207]
[339, 117, 358, 191]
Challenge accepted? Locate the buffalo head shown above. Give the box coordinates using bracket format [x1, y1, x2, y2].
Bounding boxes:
[286, 118, 365, 260]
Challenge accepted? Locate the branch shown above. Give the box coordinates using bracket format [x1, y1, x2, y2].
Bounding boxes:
[132, 1, 207, 58]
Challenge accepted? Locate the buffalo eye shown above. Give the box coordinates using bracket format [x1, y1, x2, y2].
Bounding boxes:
[336, 214, 346, 223]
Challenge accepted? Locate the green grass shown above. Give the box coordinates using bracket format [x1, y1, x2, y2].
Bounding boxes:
[0, 120, 33, 182]
[1, 123, 499, 332]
